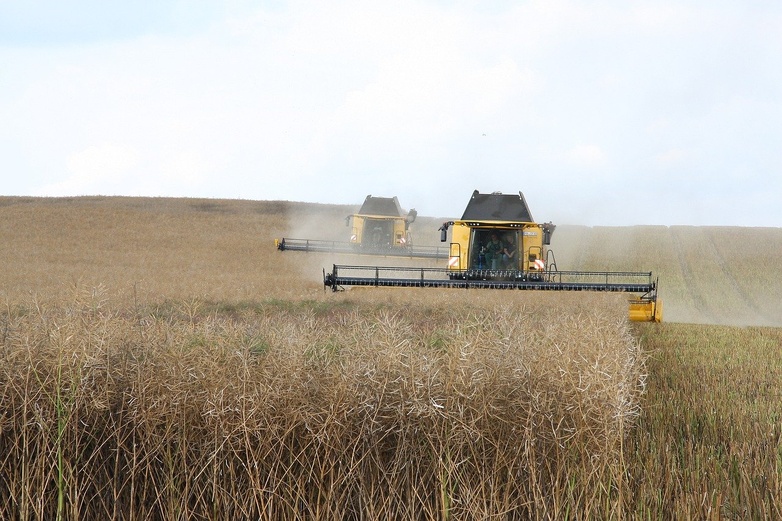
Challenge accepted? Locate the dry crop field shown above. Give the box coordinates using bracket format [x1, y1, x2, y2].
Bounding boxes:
[1, 196, 781, 520]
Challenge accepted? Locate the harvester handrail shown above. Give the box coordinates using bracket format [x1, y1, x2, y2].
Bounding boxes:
[545, 249, 557, 272]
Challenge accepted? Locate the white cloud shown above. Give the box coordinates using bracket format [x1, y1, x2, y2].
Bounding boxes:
[39, 144, 139, 195]
[567, 144, 605, 167]
[655, 148, 687, 166]
[67, 144, 138, 178]
[3, 0, 782, 226]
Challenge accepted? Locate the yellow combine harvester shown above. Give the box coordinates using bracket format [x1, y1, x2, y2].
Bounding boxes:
[347, 195, 416, 249]
[276, 195, 448, 259]
[324, 190, 662, 322]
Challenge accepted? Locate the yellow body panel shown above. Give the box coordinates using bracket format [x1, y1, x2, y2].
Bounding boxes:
[629, 298, 663, 322]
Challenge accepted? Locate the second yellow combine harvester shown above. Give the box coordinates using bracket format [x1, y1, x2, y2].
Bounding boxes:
[276, 195, 448, 259]
[323, 190, 662, 322]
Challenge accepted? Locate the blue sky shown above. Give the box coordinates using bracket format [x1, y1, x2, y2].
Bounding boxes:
[2, 0, 781, 226]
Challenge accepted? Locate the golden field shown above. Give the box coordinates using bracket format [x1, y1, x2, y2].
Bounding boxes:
[1, 196, 780, 520]
[3, 195, 781, 327]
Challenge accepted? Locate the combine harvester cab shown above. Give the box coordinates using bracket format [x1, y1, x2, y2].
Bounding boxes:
[276, 195, 448, 259]
[347, 195, 416, 251]
[439, 190, 554, 280]
[323, 190, 663, 323]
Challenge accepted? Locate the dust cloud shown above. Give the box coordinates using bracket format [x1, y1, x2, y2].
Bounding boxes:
[550, 224, 782, 327]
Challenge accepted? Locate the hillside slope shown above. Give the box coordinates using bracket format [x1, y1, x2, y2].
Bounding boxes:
[550, 225, 782, 326]
[2, 196, 780, 326]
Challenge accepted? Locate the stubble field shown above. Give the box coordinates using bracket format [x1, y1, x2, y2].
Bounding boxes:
[1, 196, 780, 520]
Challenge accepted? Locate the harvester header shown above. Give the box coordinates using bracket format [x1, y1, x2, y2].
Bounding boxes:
[322, 190, 663, 322]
